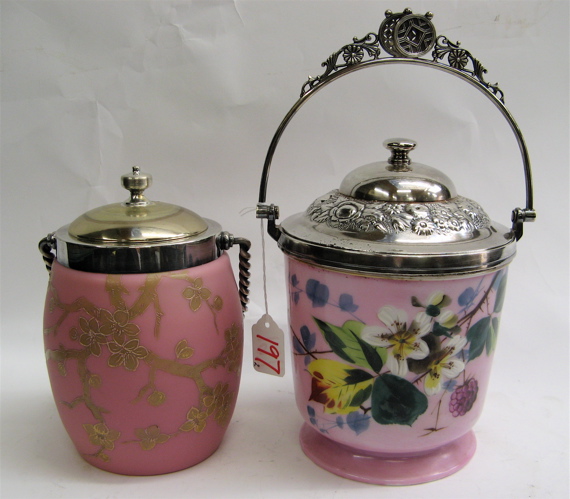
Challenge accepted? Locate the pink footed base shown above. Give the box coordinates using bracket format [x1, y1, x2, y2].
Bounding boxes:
[299, 423, 477, 485]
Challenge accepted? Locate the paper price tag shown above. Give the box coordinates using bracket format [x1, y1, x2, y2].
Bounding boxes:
[252, 314, 285, 377]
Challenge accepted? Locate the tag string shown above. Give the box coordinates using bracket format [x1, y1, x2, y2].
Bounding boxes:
[260, 219, 269, 316]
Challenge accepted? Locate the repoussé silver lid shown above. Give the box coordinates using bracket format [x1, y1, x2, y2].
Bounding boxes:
[272, 139, 515, 276]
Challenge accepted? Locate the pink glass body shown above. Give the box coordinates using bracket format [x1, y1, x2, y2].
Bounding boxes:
[287, 256, 508, 483]
[43, 253, 243, 475]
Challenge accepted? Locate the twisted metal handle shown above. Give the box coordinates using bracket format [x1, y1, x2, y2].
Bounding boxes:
[257, 8, 536, 240]
[218, 232, 251, 314]
[234, 237, 251, 313]
[39, 233, 56, 272]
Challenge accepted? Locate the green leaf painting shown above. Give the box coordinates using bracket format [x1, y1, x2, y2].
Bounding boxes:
[308, 359, 374, 414]
[371, 374, 429, 426]
[494, 275, 508, 313]
[466, 316, 491, 361]
[314, 318, 386, 373]
[466, 315, 499, 360]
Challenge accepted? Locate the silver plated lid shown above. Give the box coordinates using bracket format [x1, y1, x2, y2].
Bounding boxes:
[50, 167, 223, 273]
[275, 139, 516, 276]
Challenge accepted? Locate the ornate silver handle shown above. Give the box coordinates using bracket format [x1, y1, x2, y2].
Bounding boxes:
[218, 232, 251, 314]
[257, 8, 536, 240]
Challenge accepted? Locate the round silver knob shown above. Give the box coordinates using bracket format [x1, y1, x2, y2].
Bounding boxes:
[384, 138, 416, 171]
[121, 166, 153, 205]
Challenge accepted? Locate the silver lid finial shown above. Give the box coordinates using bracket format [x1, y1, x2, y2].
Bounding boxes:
[384, 138, 416, 171]
[121, 166, 153, 206]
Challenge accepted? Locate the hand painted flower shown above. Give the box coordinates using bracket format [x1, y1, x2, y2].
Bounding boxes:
[423, 292, 459, 329]
[361, 306, 431, 377]
[424, 335, 467, 395]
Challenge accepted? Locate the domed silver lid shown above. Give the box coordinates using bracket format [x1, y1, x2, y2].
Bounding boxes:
[275, 139, 516, 276]
[68, 167, 210, 244]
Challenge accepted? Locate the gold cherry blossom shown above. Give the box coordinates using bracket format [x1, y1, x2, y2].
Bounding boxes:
[99, 309, 140, 343]
[182, 278, 211, 312]
[221, 323, 242, 373]
[180, 407, 207, 433]
[77, 317, 106, 357]
[202, 382, 233, 427]
[107, 337, 148, 371]
[83, 423, 121, 450]
[134, 425, 170, 450]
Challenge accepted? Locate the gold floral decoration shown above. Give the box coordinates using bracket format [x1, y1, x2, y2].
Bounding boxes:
[45, 271, 242, 462]
[99, 309, 140, 343]
[147, 390, 166, 407]
[83, 423, 121, 450]
[88, 374, 102, 388]
[221, 323, 242, 373]
[107, 337, 148, 371]
[76, 317, 106, 357]
[134, 425, 170, 450]
[180, 407, 208, 433]
[182, 278, 211, 312]
[175, 339, 195, 359]
[202, 382, 233, 427]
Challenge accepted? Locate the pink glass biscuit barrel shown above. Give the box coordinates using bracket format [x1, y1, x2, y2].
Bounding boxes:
[256, 9, 535, 485]
[39, 167, 250, 475]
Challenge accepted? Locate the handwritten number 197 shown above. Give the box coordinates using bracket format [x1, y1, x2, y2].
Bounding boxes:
[254, 334, 281, 375]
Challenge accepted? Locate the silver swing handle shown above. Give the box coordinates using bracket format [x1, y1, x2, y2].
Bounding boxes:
[256, 8, 536, 241]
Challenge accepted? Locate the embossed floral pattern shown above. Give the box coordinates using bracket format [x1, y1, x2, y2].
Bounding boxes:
[306, 190, 491, 236]
[342, 44, 365, 65]
[329, 201, 365, 224]
[412, 219, 437, 236]
[448, 49, 469, 69]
